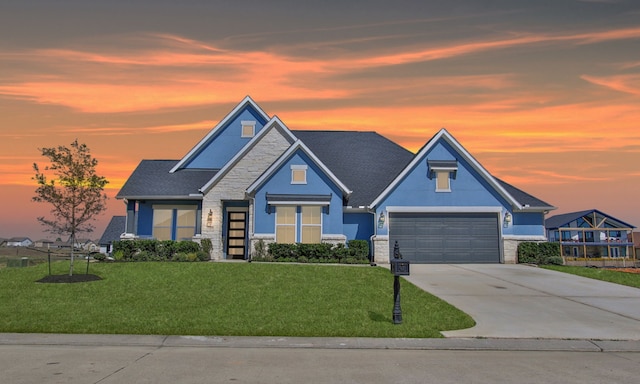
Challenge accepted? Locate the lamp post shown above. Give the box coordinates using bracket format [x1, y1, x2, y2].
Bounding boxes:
[390, 241, 410, 325]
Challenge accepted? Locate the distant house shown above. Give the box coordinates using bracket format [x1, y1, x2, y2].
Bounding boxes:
[99, 216, 126, 254]
[75, 238, 99, 252]
[116, 96, 554, 264]
[0, 238, 6, 246]
[6, 237, 33, 247]
[546, 209, 636, 261]
[34, 239, 54, 248]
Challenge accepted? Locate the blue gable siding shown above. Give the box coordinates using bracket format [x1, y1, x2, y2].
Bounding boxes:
[184, 106, 268, 169]
[253, 150, 344, 238]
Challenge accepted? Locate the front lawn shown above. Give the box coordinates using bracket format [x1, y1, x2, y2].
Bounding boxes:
[0, 262, 474, 337]
[542, 265, 640, 288]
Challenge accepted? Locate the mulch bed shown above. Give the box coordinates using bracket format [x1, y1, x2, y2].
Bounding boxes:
[604, 268, 640, 274]
[36, 274, 102, 283]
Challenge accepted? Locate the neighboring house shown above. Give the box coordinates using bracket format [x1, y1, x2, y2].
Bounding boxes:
[34, 239, 54, 248]
[6, 237, 33, 247]
[75, 238, 99, 252]
[0, 238, 7, 246]
[99, 216, 126, 254]
[117, 96, 554, 264]
[546, 209, 636, 260]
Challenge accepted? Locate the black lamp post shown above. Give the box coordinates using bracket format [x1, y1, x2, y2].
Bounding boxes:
[390, 241, 410, 325]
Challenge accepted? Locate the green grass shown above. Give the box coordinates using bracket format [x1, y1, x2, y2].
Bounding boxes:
[542, 265, 640, 288]
[0, 262, 474, 337]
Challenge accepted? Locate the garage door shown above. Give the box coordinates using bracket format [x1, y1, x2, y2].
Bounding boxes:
[389, 212, 500, 263]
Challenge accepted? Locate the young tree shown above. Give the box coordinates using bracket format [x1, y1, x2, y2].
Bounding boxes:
[33, 140, 109, 275]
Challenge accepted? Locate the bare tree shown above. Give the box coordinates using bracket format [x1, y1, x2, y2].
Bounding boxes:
[33, 140, 109, 275]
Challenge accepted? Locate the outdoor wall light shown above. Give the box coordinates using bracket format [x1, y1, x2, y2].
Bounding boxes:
[206, 209, 213, 228]
[503, 212, 512, 227]
[377, 211, 386, 229]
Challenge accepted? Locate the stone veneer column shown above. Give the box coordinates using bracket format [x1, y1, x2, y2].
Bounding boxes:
[372, 235, 390, 264]
[201, 128, 292, 260]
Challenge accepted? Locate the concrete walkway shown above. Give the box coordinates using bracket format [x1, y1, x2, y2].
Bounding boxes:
[405, 264, 640, 340]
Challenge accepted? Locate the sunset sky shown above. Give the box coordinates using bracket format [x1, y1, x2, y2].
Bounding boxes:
[1, 0, 639, 241]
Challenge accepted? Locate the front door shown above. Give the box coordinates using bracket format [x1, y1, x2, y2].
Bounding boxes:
[226, 211, 247, 259]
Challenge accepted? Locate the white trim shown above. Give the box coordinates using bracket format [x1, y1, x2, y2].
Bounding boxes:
[503, 235, 547, 241]
[199, 116, 297, 193]
[291, 164, 308, 184]
[369, 128, 521, 209]
[246, 140, 352, 197]
[275, 206, 297, 243]
[300, 205, 323, 243]
[170, 96, 270, 173]
[385, 206, 503, 213]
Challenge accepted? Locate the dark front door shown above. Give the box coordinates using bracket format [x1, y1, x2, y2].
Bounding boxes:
[226, 211, 247, 259]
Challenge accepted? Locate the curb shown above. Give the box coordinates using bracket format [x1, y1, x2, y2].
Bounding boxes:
[1, 333, 640, 352]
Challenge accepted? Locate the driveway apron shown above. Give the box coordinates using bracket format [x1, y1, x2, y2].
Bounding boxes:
[404, 264, 640, 340]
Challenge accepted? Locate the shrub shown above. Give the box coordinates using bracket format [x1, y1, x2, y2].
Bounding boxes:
[111, 239, 209, 262]
[518, 242, 562, 265]
[347, 240, 370, 260]
[262, 242, 370, 264]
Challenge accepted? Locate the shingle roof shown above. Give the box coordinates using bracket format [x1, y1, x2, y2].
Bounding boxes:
[495, 178, 555, 210]
[116, 160, 217, 199]
[292, 130, 414, 207]
[99, 216, 126, 245]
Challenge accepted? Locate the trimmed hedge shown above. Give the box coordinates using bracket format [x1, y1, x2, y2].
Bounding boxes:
[518, 242, 563, 265]
[252, 240, 370, 264]
[111, 239, 209, 262]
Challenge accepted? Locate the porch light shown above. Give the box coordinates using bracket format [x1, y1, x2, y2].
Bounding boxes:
[378, 211, 386, 229]
[206, 209, 213, 227]
[503, 212, 512, 227]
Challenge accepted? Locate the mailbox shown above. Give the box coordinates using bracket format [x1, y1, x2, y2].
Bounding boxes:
[390, 241, 410, 276]
[390, 258, 410, 276]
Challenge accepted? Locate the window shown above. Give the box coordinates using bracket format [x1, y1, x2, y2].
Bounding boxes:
[301, 206, 321, 243]
[152, 205, 197, 241]
[153, 208, 173, 241]
[276, 206, 296, 243]
[291, 165, 307, 184]
[241, 120, 256, 138]
[436, 170, 451, 192]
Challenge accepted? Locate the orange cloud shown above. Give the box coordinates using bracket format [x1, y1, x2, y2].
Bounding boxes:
[581, 74, 640, 96]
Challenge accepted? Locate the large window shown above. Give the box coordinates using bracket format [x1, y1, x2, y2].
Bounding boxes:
[153, 205, 197, 241]
[275, 205, 323, 243]
[276, 206, 296, 243]
[301, 206, 322, 243]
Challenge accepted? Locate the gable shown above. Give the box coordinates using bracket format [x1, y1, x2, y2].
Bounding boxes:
[171, 97, 270, 171]
[370, 128, 554, 212]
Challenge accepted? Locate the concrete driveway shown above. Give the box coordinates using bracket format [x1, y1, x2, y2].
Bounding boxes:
[404, 264, 640, 340]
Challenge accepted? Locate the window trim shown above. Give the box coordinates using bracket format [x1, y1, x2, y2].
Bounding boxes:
[291, 164, 308, 184]
[275, 206, 297, 244]
[152, 205, 197, 241]
[435, 170, 452, 192]
[300, 205, 322, 244]
[241, 120, 256, 138]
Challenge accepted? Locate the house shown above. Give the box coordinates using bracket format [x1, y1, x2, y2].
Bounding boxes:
[116, 96, 554, 263]
[99, 216, 126, 254]
[6, 237, 33, 247]
[34, 239, 54, 248]
[546, 209, 636, 261]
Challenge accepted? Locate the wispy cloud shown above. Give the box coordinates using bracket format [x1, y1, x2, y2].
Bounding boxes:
[581, 74, 640, 96]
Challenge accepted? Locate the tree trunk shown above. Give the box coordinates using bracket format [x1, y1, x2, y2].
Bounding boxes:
[69, 232, 75, 276]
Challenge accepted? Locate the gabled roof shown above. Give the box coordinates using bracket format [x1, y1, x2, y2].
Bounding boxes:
[170, 96, 270, 173]
[292, 130, 414, 207]
[199, 116, 297, 194]
[8, 237, 32, 242]
[116, 160, 217, 199]
[369, 128, 555, 211]
[545, 209, 635, 229]
[246, 140, 352, 198]
[99, 216, 126, 245]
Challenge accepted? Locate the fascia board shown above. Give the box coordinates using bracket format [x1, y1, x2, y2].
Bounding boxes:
[246, 140, 352, 197]
[115, 195, 203, 200]
[170, 96, 270, 173]
[199, 116, 290, 193]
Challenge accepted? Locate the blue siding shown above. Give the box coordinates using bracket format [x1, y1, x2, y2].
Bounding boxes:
[343, 212, 374, 241]
[375, 140, 545, 237]
[253, 150, 345, 238]
[184, 106, 268, 169]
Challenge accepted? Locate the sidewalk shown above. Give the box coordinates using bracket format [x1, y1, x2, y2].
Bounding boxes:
[2, 333, 640, 352]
